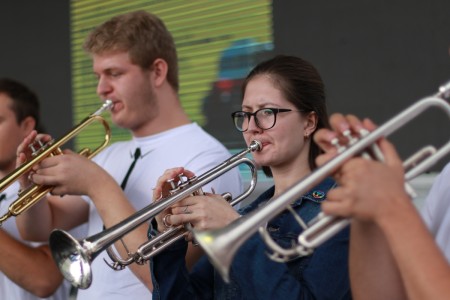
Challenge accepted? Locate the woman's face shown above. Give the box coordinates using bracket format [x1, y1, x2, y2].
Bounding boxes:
[241, 75, 314, 171]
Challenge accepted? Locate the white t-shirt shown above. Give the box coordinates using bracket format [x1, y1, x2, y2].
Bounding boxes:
[0, 182, 79, 300]
[77, 123, 243, 300]
[421, 162, 450, 262]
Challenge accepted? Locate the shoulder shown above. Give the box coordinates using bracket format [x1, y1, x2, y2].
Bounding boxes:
[176, 124, 233, 163]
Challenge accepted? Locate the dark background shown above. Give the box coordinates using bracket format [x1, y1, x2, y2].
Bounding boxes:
[0, 0, 72, 139]
[1, 1, 449, 171]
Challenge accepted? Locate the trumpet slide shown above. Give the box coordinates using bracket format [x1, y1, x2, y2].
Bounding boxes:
[193, 81, 450, 282]
[49, 140, 262, 289]
[0, 100, 113, 225]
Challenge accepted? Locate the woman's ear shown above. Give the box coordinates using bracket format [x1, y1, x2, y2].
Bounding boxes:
[303, 111, 318, 138]
[151, 58, 169, 88]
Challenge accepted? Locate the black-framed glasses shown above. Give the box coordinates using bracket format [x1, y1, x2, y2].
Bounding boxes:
[231, 108, 302, 132]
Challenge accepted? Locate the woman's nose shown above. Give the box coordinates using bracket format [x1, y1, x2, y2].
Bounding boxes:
[246, 115, 262, 133]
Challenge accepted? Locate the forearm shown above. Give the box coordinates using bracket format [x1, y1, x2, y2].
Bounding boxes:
[378, 201, 450, 300]
[349, 221, 407, 300]
[16, 196, 53, 241]
[0, 230, 63, 297]
[88, 173, 152, 290]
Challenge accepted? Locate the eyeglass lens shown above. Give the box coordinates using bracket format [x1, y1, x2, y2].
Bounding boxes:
[233, 108, 281, 132]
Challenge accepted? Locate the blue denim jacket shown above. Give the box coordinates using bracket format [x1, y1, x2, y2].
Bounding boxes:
[150, 177, 351, 300]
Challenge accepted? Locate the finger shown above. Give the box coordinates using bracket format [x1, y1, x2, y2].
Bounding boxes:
[172, 204, 193, 215]
[377, 138, 403, 169]
[314, 129, 339, 152]
[321, 200, 352, 218]
[362, 118, 378, 131]
[152, 186, 162, 201]
[17, 130, 37, 154]
[32, 156, 60, 170]
[315, 151, 338, 167]
[184, 232, 194, 242]
[30, 172, 59, 186]
[329, 113, 349, 133]
[165, 213, 194, 227]
[61, 148, 75, 155]
[155, 167, 186, 190]
[170, 196, 199, 208]
[16, 152, 27, 166]
[35, 133, 52, 142]
[346, 114, 365, 135]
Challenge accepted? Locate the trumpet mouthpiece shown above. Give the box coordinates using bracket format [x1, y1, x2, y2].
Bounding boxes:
[438, 81, 450, 99]
[93, 100, 114, 116]
[249, 140, 263, 152]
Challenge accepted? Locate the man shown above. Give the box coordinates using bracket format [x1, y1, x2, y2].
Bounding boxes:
[0, 78, 69, 299]
[16, 10, 242, 300]
[314, 113, 450, 300]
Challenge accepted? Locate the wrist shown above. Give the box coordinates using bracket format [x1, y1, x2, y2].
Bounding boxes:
[376, 193, 416, 232]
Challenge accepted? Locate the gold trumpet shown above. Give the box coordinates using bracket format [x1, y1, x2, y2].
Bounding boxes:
[193, 81, 450, 283]
[49, 140, 262, 289]
[0, 100, 113, 225]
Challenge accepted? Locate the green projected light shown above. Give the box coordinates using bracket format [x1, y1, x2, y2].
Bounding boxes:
[71, 0, 273, 151]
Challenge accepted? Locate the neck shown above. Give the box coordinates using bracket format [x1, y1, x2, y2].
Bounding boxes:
[271, 164, 311, 199]
[132, 87, 191, 137]
[271, 148, 312, 198]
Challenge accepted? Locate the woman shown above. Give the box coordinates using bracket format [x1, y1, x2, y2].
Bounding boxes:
[150, 55, 351, 299]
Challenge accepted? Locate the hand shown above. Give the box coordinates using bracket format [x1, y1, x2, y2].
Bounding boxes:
[152, 167, 196, 233]
[171, 193, 239, 229]
[315, 114, 410, 223]
[29, 149, 107, 196]
[314, 114, 379, 166]
[16, 131, 53, 189]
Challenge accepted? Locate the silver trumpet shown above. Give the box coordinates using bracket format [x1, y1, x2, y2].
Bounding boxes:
[49, 140, 262, 289]
[193, 81, 450, 283]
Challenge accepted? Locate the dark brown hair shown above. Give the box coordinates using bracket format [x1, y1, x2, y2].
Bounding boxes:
[0, 78, 42, 132]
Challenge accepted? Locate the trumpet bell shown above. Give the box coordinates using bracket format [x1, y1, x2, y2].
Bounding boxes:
[194, 227, 237, 283]
[50, 230, 93, 289]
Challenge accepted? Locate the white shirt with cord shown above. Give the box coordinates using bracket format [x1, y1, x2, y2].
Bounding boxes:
[77, 122, 243, 300]
[421, 162, 450, 262]
[0, 182, 86, 300]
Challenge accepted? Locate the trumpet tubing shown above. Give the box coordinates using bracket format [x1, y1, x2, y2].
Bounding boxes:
[0, 100, 113, 225]
[49, 140, 262, 289]
[193, 82, 450, 283]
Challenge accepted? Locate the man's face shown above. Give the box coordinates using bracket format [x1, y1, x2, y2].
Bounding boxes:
[93, 51, 159, 136]
[0, 93, 31, 173]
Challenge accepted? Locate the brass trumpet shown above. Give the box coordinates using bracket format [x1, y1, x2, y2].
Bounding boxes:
[0, 100, 113, 225]
[49, 140, 262, 289]
[193, 81, 450, 283]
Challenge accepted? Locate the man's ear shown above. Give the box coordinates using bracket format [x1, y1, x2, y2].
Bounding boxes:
[20, 116, 36, 136]
[151, 58, 169, 88]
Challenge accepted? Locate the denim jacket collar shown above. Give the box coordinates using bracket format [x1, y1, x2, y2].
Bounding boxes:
[240, 176, 336, 215]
